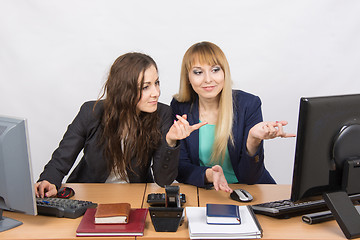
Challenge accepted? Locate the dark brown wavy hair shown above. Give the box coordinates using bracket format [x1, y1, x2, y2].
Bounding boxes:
[96, 52, 161, 180]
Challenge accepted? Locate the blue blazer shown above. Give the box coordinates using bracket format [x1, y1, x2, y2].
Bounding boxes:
[170, 90, 275, 188]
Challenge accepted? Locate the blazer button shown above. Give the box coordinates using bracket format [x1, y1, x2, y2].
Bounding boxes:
[165, 157, 170, 161]
[166, 150, 171, 155]
[163, 164, 169, 169]
[255, 155, 259, 163]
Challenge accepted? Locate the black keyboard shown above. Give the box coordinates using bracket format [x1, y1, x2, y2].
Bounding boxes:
[36, 197, 97, 218]
[251, 193, 360, 219]
[147, 193, 186, 206]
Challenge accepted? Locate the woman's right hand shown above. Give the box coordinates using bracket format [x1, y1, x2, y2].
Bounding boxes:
[166, 114, 207, 147]
[35, 180, 57, 198]
[206, 165, 233, 193]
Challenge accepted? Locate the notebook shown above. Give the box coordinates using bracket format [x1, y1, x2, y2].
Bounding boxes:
[76, 208, 148, 237]
[206, 203, 241, 224]
[95, 203, 131, 224]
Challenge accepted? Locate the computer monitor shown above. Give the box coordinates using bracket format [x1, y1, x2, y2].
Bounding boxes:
[290, 93, 360, 202]
[0, 116, 37, 232]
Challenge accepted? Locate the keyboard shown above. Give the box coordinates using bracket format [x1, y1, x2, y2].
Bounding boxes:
[36, 197, 97, 218]
[147, 193, 186, 206]
[251, 193, 360, 219]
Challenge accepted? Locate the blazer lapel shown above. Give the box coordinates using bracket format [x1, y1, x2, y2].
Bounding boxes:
[187, 100, 200, 163]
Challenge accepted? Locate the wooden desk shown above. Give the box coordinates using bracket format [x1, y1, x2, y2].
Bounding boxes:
[141, 183, 197, 240]
[198, 184, 347, 240]
[1, 183, 349, 240]
[1, 183, 146, 240]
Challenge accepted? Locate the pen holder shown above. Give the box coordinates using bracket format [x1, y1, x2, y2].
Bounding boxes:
[149, 207, 184, 232]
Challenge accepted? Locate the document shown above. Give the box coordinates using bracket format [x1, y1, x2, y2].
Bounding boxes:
[186, 206, 262, 239]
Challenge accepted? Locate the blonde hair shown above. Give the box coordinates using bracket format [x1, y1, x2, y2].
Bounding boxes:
[174, 41, 234, 164]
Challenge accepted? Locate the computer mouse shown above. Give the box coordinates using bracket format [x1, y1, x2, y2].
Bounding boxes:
[230, 189, 253, 202]
[57, 187, 75, 198]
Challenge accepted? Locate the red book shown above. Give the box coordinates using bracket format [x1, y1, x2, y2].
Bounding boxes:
[76, 208, 148, 237]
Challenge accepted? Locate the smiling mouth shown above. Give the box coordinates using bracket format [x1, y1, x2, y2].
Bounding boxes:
[203, 86, 215, 91]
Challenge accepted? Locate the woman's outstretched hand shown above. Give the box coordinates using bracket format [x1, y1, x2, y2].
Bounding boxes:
[247, 120, 296, 156]
[166, 114, 207, 147]
[206, 165, 233, 193]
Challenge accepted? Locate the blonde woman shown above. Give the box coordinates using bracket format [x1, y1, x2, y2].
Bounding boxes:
[171, 42, 295, 192]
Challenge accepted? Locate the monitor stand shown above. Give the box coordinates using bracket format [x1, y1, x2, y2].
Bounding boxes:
[324, 191, 360, 239]
[323, 159, 360, 239]
[328, 126, 360, 239]
[0, 209, 23, 232]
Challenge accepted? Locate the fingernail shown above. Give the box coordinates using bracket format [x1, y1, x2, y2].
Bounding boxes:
[176, 115, 180, 118]
[174, 120, 176, 123]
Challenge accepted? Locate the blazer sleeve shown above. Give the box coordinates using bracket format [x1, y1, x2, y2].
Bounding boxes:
[232, 93, 275, 184]
[151, 103, 180, 187]
[239, 96, 265, 182]
[37, 102, 93, 189]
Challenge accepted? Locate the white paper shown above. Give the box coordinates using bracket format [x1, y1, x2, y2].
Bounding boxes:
[186, 206, 262, 239]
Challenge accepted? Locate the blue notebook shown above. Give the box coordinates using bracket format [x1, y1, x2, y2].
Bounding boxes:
[206, 204, 241, 225]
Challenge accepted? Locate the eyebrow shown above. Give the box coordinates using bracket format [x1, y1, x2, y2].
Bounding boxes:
[143, 77, 159, 84]
[192, 65, 219, 69]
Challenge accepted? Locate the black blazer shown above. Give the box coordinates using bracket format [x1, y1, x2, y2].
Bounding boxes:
[38, 101, 180, 189]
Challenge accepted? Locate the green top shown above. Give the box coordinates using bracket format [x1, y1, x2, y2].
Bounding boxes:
[199, 123, 238, 183]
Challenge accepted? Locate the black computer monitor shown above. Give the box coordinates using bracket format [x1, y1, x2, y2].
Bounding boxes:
[290, 94, 360, 202]
[0, 116, 37, 232]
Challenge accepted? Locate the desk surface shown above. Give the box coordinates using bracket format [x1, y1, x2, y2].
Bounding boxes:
[1, 183, 145, 240]
[199, 184, 347, 240]
[1, 183, 347, 240]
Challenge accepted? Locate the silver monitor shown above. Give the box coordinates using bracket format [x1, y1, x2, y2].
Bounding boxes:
[0, 116, 37, 232]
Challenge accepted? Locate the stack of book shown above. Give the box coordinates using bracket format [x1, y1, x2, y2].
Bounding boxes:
[186, 204, 262, 239]
[76, 203, 148, 237]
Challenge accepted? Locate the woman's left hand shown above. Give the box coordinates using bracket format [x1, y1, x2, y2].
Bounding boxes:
[251, 121, 296, 140]
[246, 121, 296, 155]
[166, 114, 207, 147]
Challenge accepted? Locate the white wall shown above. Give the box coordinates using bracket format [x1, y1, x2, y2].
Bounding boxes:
[1, 0, 360, 185]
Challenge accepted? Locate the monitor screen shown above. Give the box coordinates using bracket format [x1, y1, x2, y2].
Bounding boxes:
[0, 116, 37, 232]
[290, 94, 360, 202]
